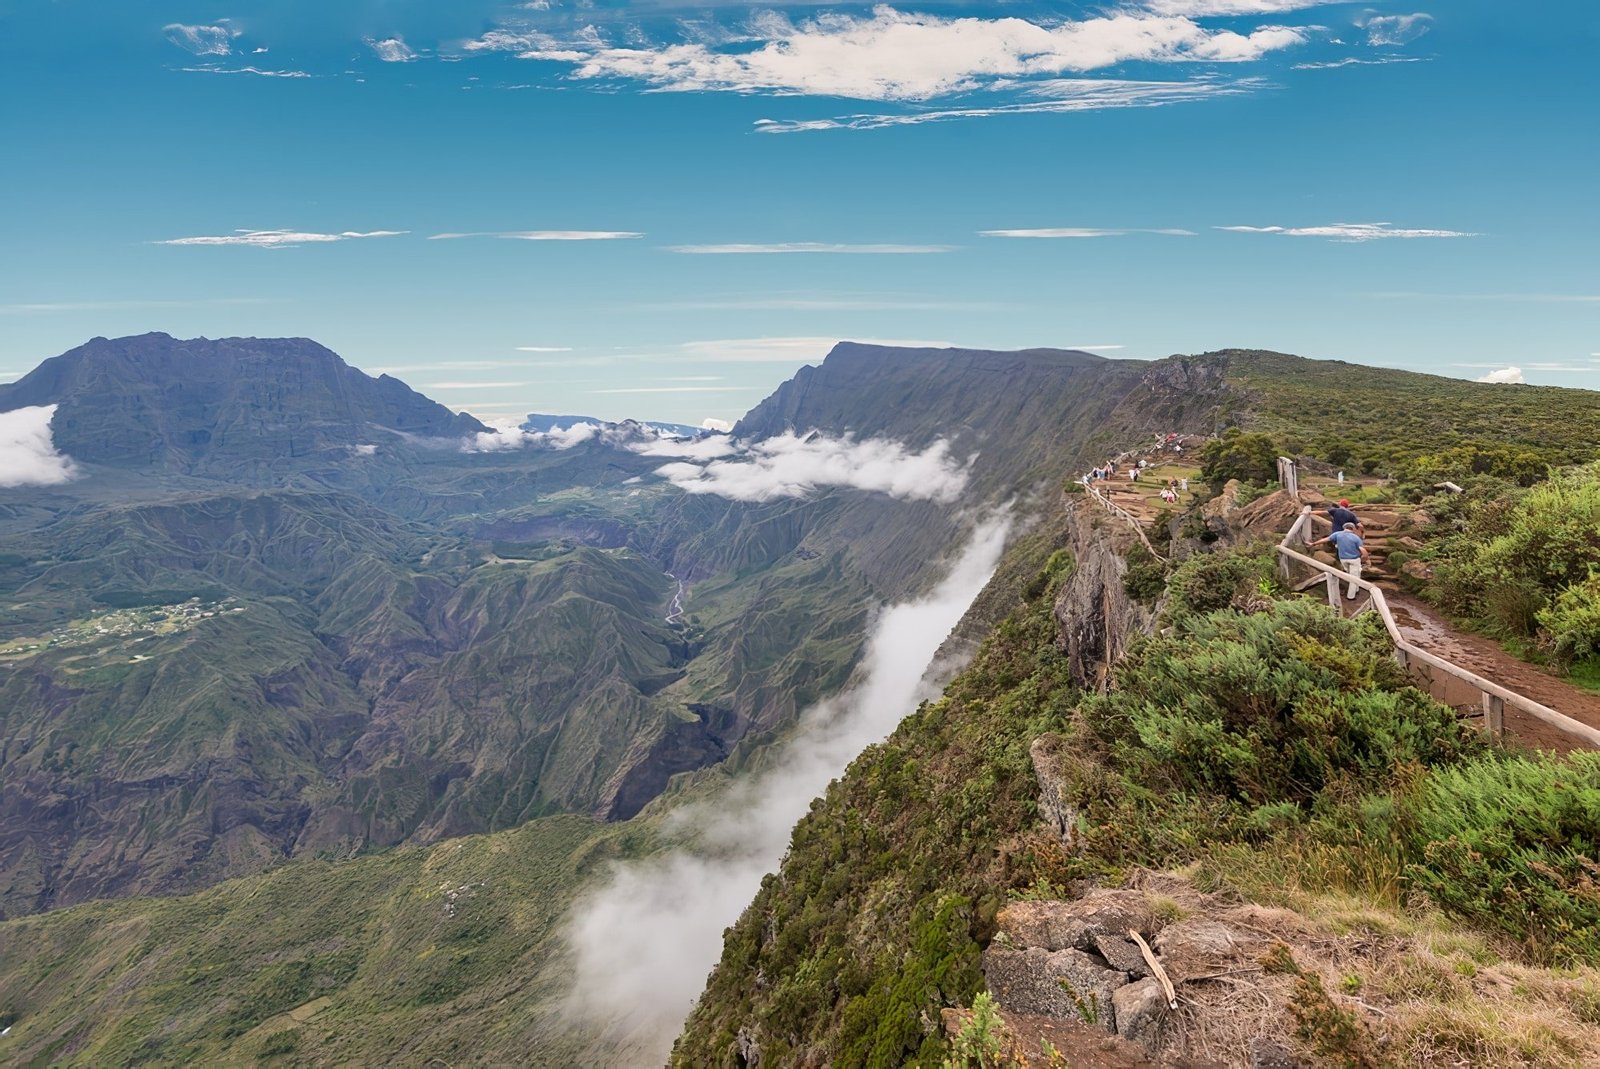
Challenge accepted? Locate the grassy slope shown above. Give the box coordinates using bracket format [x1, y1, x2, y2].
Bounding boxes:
[1218, 350, 1600, 476]
[0, 813, 653, 1068]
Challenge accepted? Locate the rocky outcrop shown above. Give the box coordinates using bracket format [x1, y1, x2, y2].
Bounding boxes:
[1053, 499, 1159, 690]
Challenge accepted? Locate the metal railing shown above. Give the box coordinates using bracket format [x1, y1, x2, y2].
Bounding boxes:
[1277, 506, 1600, 747]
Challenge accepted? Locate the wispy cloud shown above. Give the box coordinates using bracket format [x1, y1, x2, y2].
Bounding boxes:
[635, 294, 1005, 312]
[1458, 362, 1598, 374]
[478, 8, 1308, 101]
[1363, 291, 1600, 303]
[981, 227, 1195, 238]
[591, 386, 763, 394]
[365, 36, 418, 62]
[1219, 222, 1476, 242]
[153, 229, 405, 248]
[515, 346, 574, 352]
[1363, 13, 1433, 47]
[428, 230, 642, 241]
[1294, 55, 1428, 70]
[164, 22, 238, 56]
[425, 381, 528, 389]
[660, 337, 954, 363]
[180, 66, 313, 78]
[0, 297, 268, 315]
[1144, 0, 1338, 13]
[752, 76, 1266, 132]
[663, 242, 953, 254]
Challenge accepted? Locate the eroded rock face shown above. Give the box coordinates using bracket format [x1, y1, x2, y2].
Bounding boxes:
[982, 946, 1127, 1029]
[1030, 733, 1079, 853]
[1053, 502, 1157, 690]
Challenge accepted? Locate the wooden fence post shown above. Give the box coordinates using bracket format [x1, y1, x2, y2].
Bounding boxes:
[1326, 572, 1341, 611]
[1482, 693, 1505, 738]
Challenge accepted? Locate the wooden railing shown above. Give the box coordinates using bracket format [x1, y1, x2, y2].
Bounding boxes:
[1277, 506, 1600, 747]
[1081, 479, 1167, 561]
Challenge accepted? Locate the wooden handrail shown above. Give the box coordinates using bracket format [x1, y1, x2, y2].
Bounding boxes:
[1081, 480, 1167, 561]
[1277, 506, 1600, 748]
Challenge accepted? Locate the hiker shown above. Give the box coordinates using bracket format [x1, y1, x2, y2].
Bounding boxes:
[1328, 498, 1363, 534]
[1312, 521, 1370, 600]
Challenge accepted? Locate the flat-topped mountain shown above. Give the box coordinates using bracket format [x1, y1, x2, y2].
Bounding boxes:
[0, 332, 486, 474]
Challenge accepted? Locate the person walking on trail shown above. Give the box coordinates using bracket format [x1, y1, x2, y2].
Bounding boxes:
[1313, 521, 1370, 600]
[1328, 498, 1363, 534]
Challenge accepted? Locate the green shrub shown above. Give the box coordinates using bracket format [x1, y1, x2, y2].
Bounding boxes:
[1122, 545, 1167, 604]
[1404, 753, 1600, 965]
[1162, 542, 1278, 621]
[1200, 428, 1279, 485]
[1537, 573, 1600, 664]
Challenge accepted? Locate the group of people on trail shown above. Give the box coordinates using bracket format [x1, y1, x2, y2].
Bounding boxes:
[1311, 497, 1369, 600]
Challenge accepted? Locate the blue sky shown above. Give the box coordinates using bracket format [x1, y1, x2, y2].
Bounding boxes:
[2, 0, 1597, 425]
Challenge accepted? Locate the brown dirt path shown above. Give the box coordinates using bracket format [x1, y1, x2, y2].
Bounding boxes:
[1387, 592, 1600, 752]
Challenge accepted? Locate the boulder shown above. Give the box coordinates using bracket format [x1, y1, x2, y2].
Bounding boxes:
[1401, 559, 1434, 581]
[1151, 918, 1248, 982]
[1248, 1036, 1301, 1068]
[996, 890, 1161, 952]
[1111, 978, 1168, 1051]
[982, 947, 1127, 1030]
[1093, 933, 1151, 978]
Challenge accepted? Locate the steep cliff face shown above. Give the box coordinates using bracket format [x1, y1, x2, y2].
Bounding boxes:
[1053, 498, 1158, 691]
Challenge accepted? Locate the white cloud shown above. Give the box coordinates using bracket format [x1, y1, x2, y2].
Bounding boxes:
[0, 406, 78, 488]
[464, 419, 602, 452]
[700, 417, 735, 432]
[352, 444, 379, 456]
[0, 297, 268, 314]
[663, 242, 953, 254]
[365, 36, 418, 62]
[752, 75, 1263, 131]
[629, 435, 741, 460]
[591, 386, 761, 394]
[1294, 55, 1427, 70]
[981, 227, 1195, 238]
[636, 294, 1004, 311]
[515, 346, 574, 352]
[153, 229, 405, 248]
[1476, 367, 1524, 384]
[425, 381, 528, 389]
[429, 230, 642, 241]
[1145, 0, 1336, 13]
[652, 336, 954, 363]
[180, 66, 313, 78]
[1218, 222, 1476, 242]
[502, 8, 1308, 101]
[565, 514, 1012, 1062]
[164, 22, 237, 56]
[654, 431, 972, 504]
[1363, 13, 1432, 46]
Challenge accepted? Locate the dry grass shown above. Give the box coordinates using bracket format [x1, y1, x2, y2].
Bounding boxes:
[1111, 870, 1600, 1068]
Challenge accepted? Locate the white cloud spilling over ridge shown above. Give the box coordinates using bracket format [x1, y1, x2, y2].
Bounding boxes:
[655, 431, 971, 503]
[563, 512, 1013, 1062]
[701, 417, 735, 433]
[1218, 222, 1476, 242]
[483, 7, 1308, 101]
[153, 229, 406, 248]
[1477, 367, 1525, 384]
[164, 22, 237, 56]
[464, 419, 603, 452]
[0, 406, 78, 488]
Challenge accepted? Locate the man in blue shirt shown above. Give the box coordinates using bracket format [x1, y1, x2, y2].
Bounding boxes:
[1312, 521, 1370, 599]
